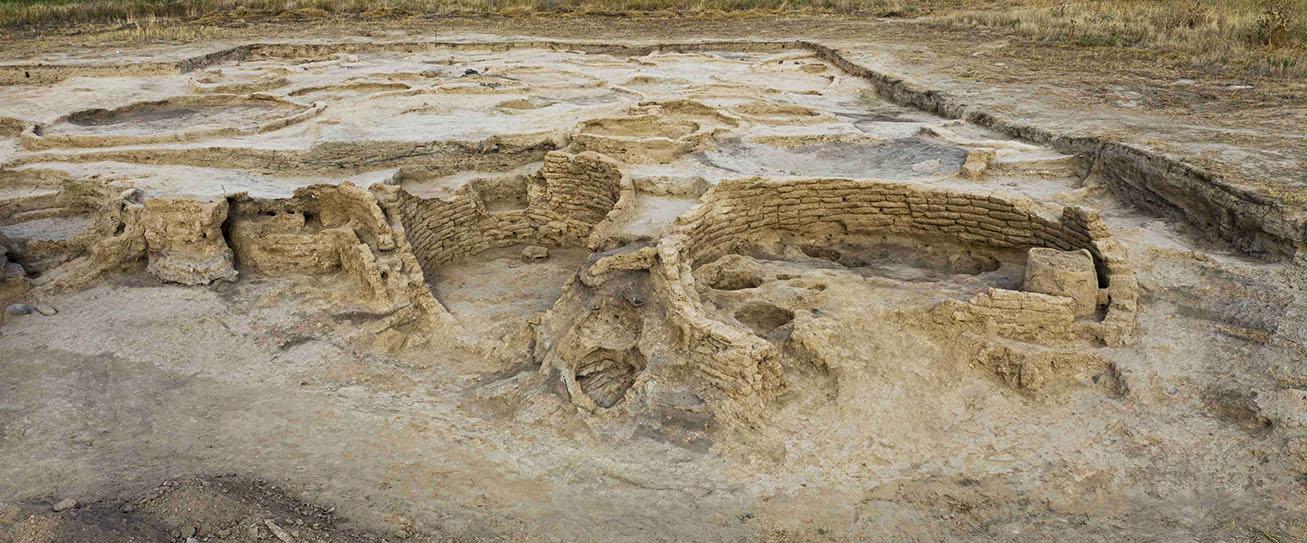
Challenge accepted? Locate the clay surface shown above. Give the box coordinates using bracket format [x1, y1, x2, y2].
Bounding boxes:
[0, 33, 1304, 543]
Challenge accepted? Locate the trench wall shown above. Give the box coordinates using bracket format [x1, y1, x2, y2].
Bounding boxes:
[802, 41, 1303, 260]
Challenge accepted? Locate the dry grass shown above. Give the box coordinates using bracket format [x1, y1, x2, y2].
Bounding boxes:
[2, 0, 1303, 77]
[935, 0, 1306, 77]
[0, 0, 932, 28]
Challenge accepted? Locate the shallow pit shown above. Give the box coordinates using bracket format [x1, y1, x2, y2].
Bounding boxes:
[427, 245, 590, 340]
[614, 194, 701, 239]
[734, 302, 795, 338]
[580, 115, 698, 139]
[696, 138, 967, 179]
[795, 237, 1017, 285]
[576, 347, 645, 408]
[56, 100, 296, 137]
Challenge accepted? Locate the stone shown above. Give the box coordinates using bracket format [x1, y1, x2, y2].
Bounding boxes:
[1024, 248, 1099, 318]
[33, 304, 56, 316]
[51, 498, 76, 512]
[5, 303, 31, 316]
[118, 187, 143, 204]
[960, 148, 995, 180]
[522, 245, 549, 261]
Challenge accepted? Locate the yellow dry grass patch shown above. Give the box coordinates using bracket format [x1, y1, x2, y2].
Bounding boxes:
[1, 0, 1303, 76]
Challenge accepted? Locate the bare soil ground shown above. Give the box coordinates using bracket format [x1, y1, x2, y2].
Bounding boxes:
[0, 15, 1304, 543]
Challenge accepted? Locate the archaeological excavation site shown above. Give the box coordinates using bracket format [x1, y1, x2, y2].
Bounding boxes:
[0, 24, 1305, 543]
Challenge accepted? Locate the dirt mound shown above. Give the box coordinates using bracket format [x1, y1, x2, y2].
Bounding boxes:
[0, 475, 397, 542]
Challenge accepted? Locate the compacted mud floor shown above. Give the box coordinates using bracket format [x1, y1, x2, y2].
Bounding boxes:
[0, 37, 1305, 542]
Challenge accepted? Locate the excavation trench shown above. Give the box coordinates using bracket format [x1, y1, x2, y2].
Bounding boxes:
[2, 30, 1303, 543]
[0, 41, 1144, 425]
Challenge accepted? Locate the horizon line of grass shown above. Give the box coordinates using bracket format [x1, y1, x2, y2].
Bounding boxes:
[0, 0, 941, 29]
[2, 0, 1303, 78]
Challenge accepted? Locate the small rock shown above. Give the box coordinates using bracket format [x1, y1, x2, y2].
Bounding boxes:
[33, 304, 56, 316]
[181, 524, 196, 538]
[522, 245, 549, 261]
[462, 68, 479, 76]
[5, 303, 32, 316]
[420, 69, 439, 78]
[52, 498, 76, 512]
[119, 188, 144, 204]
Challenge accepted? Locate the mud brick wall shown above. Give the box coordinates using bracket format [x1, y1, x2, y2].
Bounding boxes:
[227, 202, 356, 275]
[527, 151, 624, 242]
[655, 178, 1140, 418]
[947, 288, 1077, 342]
[675, 178, 1137, 344]
[221, 184, 444, 326]
[652, 240, 783, 421]
[397, 151, 623, 274]
[675, 178, 1100, 266]
[394, 191, 526, 272]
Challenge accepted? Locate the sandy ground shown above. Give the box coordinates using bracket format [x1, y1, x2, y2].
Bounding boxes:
[1, 219, 1304, 542]
[2, 16, 1301, 200]
[0, 15, 1304, 543]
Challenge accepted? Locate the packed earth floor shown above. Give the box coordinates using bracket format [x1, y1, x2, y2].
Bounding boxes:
[0, 23, 1305, 543]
